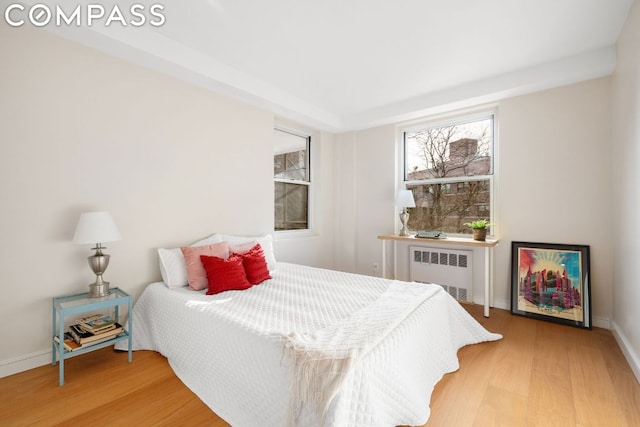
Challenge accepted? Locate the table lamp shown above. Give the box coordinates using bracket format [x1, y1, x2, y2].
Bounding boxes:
[396, 190, 416, 236]
[72, 211, 122, 297]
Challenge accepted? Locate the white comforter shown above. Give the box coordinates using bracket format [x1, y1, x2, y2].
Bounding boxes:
[117, 262, 501, 426]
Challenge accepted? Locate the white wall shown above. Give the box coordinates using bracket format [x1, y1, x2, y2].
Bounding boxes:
[611, 0, 640, 381]
[331, 132, 359, 273]
[334, 78, 613, 327]
[498, 79, 613, 324]
[0, 25, 333, 376]
[333, 125, 397, 276]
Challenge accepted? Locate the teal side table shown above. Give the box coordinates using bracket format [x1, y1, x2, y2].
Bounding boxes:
[52, 287, 132, 386]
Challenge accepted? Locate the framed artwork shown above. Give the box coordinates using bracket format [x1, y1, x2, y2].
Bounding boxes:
[511, 241, 591, 329]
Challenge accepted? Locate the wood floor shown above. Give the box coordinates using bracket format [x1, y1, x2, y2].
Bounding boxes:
[1, 305, 638, 426]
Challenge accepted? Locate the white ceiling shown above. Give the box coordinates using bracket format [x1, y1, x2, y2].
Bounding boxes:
[46, 0, 633, 132]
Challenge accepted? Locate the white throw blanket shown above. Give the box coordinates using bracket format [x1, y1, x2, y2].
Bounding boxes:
[277, 281, 441, 426]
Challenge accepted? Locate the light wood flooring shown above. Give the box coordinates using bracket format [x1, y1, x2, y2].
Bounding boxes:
[1, 305, 638, 426]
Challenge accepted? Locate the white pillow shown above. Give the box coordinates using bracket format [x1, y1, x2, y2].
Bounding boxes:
[192, 234, 224, 247]
[158, 234, 224, 288]
[219, 234, 277, 273]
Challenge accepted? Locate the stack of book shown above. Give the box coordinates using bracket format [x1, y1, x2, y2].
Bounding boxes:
[54, 314, 124, 352]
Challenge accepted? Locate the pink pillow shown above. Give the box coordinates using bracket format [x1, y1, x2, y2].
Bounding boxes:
[181, 242, 229, 291]
[235, 243, 271, 285]
[201, 255, 252, 295]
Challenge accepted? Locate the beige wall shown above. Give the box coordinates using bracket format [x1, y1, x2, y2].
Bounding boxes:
[333, 125, 397, 275]
[0, 25, 279, 374]
[498, 79, 613, 321]
[334, 78, 613, 328]
[611, 0, 640, 380]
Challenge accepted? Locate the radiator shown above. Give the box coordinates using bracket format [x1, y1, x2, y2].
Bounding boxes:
[409, 246, 473, 302]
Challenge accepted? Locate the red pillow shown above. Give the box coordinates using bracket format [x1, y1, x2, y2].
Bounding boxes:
[200, 255, 252, 295]
[234, 243, 272, 285]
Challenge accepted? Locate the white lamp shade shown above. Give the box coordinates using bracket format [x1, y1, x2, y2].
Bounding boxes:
[395, 190, 416, 208]
[73, 211, 122, 244]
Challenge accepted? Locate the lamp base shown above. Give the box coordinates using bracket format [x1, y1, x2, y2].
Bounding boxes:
[398, 212, 411, 236]
[86, 246, 112, 297]
[88, 281, 111, 298]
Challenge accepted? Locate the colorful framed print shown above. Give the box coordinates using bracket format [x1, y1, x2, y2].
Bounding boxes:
[511, 241, 591, 329]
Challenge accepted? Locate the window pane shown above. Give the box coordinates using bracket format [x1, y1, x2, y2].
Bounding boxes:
[274, 128, 311, 231]
[275, 182, 308, 230]
[404, 117, 493, 181]
[406, 179, 491, 233]
[274, 129, 308, 181]
[403, 114, 494, 235]
[274, 150, 307, 181]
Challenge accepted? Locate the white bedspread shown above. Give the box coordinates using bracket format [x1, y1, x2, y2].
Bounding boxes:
[117, 262, 501, 426]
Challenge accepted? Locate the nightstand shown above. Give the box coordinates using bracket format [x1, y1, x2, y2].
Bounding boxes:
[52, 287, 132, 386]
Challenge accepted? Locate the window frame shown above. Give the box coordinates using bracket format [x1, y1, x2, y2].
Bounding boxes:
[399, 107, 498, 237]
[274, 126, 312, 235]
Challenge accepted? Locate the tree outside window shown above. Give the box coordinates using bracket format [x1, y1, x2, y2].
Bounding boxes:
[403, 115, 494, 234]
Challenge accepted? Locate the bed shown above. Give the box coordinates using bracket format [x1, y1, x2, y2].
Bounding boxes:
[117, 238, 501, 427]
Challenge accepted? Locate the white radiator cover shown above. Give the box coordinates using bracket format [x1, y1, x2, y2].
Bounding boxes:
[409, 246, 473, 302]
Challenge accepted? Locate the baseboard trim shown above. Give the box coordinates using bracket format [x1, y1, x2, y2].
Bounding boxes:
[0, 350, 50, 379]
[611, 320, 640, 384]
[492, 298, 510, 311]
[473, 297, 510, 311]
[592, 315, 610, 329]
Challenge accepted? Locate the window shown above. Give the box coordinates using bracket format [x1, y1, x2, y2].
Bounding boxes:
[402, 113, 495, 235]
[274, 128, 310, 231]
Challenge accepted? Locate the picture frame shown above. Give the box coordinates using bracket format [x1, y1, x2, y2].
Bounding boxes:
[511, 241, 591, 329]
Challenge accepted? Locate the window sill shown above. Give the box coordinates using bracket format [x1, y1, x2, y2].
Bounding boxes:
[274, 229, 319, 240]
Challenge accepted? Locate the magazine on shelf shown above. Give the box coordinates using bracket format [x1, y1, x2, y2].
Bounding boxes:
[54, 332, 81, 352]
[56, 331, 116, 350]
[69, 322, 124, 345]
[77, 314, 116, 334]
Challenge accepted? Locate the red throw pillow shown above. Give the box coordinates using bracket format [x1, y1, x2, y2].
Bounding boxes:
[200, 255, 252, 295]
[234, 243, 272, 285]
